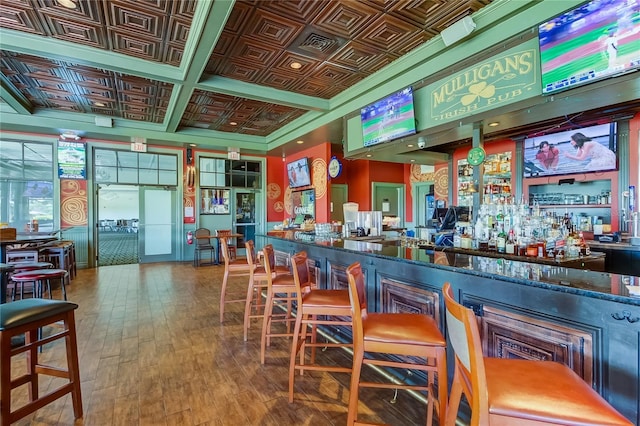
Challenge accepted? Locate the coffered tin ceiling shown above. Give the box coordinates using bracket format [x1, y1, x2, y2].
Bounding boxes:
[1, 0, 638, 160]
[0, 0, 494, 153]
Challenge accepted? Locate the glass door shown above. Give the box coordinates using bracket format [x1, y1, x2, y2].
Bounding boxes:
[138, 186, 177, 263]
[234, 191, 258, 254]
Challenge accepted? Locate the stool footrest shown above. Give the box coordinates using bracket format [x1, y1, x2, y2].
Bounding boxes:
[11, 328, 70, 356]
[9, 384, 75, 424]
[36, 364, 71, 379]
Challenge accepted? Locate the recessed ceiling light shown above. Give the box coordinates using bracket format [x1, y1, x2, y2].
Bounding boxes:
[94, 102, 105, 107]
[229, 121, 237, 126]
[366, 154, 372, 158]
[407, 144, 414, 148]
[410, 159, 416, 162]
[488, 121, 500, 127]
[296, 140, 304, 144]
[290, 62, 302, 70]
[189, 143, 197, 147]
[56, 0, 77, 9]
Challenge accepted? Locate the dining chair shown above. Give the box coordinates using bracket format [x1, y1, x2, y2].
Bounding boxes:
[193, 228, 215, 267]
[442, 282, 632, 426]
[345, 262, 447, 426]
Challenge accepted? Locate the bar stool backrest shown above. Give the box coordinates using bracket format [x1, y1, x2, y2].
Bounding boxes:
[442, 282, 488, 422]
[290, 251, 309, 302]
[219, 237, 231, 264]
[346, 262, 369, 347]
[245, 240, 259, 266]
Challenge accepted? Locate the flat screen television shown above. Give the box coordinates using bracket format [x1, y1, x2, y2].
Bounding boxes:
[291, 188, 315, 225]
[57, 140, 86, 179]
[287, 157, 311, 188]
[539, 0, 640, 94]
[360, 86, 417, 147]
[523, 122, 617, 178]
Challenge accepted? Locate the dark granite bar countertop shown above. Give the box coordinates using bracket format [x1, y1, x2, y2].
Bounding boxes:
[587, 240, 640, 252]
[264, 232, 640, 307]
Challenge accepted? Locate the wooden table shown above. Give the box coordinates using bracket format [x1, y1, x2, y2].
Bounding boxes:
[194, 233, 242, 265]
[0, 235, 58, 265]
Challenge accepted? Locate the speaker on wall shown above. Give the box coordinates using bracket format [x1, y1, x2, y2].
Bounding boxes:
[441, 16, 476, 47]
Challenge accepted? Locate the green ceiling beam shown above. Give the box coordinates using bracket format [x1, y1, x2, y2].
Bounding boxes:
[0, 28, 183, 83]
[0, 73, 32, 114]
[197, 76, 331, 111]
[164, 0, 236, 133]
[0, 108, 268, 151]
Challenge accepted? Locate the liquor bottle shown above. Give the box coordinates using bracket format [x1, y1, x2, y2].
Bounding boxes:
[505, 228, 515, 255]
[496, 225, 506, 254]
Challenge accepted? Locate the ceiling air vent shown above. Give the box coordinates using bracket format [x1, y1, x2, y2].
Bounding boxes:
[288, 28, 346, 61]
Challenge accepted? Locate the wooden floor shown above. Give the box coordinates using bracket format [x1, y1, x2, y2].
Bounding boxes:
[6, 262, 433, 426]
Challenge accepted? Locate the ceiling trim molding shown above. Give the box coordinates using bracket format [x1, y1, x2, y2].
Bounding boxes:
[0, 73, 32, 114]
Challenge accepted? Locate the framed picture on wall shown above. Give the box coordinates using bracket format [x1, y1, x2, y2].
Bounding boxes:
[201, 188, 230, 214]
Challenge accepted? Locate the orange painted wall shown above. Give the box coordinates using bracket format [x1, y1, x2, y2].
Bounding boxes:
[266, 142, 331, 223]
[406, 163, 449, 223]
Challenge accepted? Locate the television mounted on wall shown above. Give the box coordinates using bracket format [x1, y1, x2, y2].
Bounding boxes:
[287, 157, 311, 188]
[523, 122, 617, 178]
[539, 0, 640, 95]
[360, 86, 417, 147]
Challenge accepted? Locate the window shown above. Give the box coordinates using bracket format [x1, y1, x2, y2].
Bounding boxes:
[199, 157, 261, 188]
[94, 149, 178, 185]
[0, 140, 54, 231]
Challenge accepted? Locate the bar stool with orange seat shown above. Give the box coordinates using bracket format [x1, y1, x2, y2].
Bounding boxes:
[345, 262, 448, 426]
[260, 244, 297, 364]
[441, 282, 633, 426]
[219, 236, 252, 323]
[0, 298, 83, 425]
[288, 251, 352, 403]
[243, 240, 290, 341]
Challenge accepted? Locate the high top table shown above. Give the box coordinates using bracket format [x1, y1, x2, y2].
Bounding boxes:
[0, 234, 59, 264]
[0, 263, 15, 304]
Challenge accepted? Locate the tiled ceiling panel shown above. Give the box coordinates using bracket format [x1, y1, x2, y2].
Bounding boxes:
[182, 89, 307, 137]
[0, 51, 172, 123]
[203, 0, 492, 102]
[0, 0, 193, 65]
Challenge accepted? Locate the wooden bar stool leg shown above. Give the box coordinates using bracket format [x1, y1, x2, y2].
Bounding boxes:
[66, 310, 83, 418]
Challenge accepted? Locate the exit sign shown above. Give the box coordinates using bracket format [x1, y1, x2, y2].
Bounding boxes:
[131, 142, 147, 152]
[228, 150, 240, 160]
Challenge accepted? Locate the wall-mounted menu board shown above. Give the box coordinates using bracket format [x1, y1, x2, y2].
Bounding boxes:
[57, 140, 86, 179]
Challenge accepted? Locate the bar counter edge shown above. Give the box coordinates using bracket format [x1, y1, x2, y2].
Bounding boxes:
[260, 234, 640, 425]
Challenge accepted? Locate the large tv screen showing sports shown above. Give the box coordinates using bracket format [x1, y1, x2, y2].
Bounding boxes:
[539, 0, 640, 94]
[523, 122, 617, 178]
[287, 157, 311, 188]
[360, 86, 417, 147]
